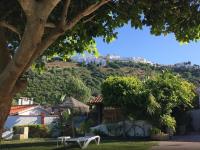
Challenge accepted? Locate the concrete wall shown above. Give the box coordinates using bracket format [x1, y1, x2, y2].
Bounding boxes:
[4, 115, 59, 129]
[91, 120, 152, 137]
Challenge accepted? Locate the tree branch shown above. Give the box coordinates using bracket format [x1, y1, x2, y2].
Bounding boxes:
[65, 0, 111, 30]
[18, 0, 61, 20]
[45, 22, 56, 28]
[0, 21, 21, 39]
[83, 15, 96, 23]
[60, 0, 71, 27]
[23, 0, 111, 72]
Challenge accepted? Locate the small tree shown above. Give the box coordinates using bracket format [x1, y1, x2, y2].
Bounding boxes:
[102, 76, 145, 119]
[144, 71, 196, 131]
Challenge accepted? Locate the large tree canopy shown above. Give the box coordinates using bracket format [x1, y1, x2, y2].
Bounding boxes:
[0, 0, 199, 136]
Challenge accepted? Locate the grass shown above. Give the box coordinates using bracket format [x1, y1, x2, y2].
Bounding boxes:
[0, 139, 156, 150]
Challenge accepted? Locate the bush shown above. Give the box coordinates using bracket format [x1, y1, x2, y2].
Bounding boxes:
[150, 128, 161, 135]
[107, 62, 120, 69]
[79, 119, 94, 134]
[161, 115, 176, 132]
[13, 125, 50, 138]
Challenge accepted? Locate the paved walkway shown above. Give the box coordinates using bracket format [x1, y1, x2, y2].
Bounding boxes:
[151, 135, 200, 150]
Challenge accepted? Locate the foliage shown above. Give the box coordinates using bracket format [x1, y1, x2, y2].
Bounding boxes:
[79, 119, 94, 134]
[13, 125, 50, 138]
[15, 61, 200, 108]
[102, 76, 144, 118]
[144, 71, 196, 130]
[161, 115, 176, 131]
[107, 62, 120, 69]
[150, 128, 161, 135]
[16, 68, 91, 104]
[2, 0, 200, 55]
[101, 71, 196, 132]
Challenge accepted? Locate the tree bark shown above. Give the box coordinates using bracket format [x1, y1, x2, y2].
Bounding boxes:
[0, 96, 12, 138]
[0, 29, 11, 73]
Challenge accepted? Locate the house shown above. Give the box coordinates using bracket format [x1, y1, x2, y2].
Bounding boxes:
[9, 105, 50, 116]
[4, 98, 58, 129]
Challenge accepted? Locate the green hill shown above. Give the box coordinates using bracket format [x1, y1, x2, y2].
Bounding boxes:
[16, 60, 200, 104]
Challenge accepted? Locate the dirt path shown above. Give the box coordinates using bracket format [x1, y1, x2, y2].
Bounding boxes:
[151, 135, 200, 150]
[151, 141, 200, 150]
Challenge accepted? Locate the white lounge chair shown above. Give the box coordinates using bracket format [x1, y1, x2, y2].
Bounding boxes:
[57, 136, 71, 147]
[65, 135, 100, 149]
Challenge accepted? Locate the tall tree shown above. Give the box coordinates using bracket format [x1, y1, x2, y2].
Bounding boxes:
[0, 0, 199, 135]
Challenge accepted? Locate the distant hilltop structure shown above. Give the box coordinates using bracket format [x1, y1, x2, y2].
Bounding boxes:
[165, 61, 200, 69]
[70, 54, 200, 69]
[71, 54, 154, 66]
[174, 61, 192, 68]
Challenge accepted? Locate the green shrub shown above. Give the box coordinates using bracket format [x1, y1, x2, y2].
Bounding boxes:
[79, 119, 94, 134]
[13, 125, 50, 138]
[161, 115, 176, 132]
[150, 127, 161, 135]
[107, 62, 120, 69]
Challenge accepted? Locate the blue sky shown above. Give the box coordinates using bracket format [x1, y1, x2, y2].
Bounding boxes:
[95, 24, 200, 65]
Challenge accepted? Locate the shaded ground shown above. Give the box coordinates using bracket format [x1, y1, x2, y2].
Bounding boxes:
[151, 135, 200, 150]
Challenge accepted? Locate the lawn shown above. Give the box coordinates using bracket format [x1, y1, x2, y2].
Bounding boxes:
[0, 139, 156, 150]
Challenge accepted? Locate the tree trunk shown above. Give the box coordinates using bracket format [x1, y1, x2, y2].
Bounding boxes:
[0, 96, 12, 138]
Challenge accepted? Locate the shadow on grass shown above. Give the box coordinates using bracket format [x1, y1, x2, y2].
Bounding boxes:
[0, 141, 57, 149]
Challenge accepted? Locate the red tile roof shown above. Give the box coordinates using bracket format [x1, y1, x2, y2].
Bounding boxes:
[9, 105, 37, 115]
[88, 96, 103, 105]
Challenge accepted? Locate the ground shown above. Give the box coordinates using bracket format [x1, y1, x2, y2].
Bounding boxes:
[151, 141, 200, 150]
[0, 139, 156, 150]
[151, 135, 200, 150]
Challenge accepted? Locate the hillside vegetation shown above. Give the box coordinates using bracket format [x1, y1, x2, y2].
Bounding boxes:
[16, 61, 200, 104]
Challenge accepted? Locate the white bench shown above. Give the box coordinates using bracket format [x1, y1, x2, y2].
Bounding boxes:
[65, 135, 100, 149]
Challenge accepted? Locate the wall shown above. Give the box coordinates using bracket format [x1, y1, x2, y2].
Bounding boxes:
[189, 109, 200, 131]
[91, 120, 152, 137]
[4, 115, 59, 129]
